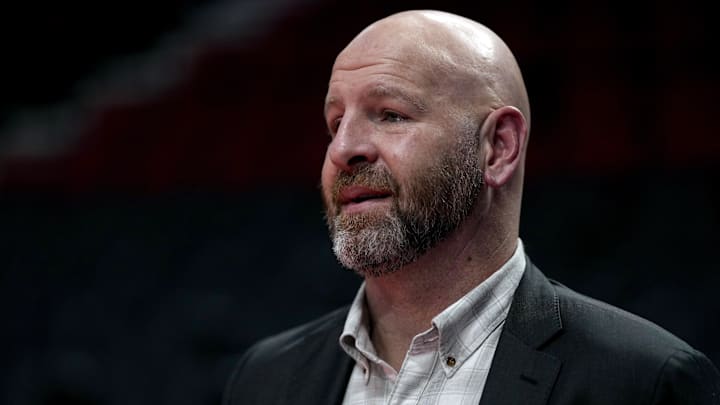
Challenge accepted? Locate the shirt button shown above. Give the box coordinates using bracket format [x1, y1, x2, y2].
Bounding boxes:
[446, 356, 456, 367]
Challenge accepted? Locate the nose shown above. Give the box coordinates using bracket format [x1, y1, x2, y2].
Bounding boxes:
[326, 115, 378, 172]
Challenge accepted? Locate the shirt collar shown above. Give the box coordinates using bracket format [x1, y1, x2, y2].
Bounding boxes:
[339, 284, 375, 381]
[431, 240, 526, 376]
[339, 239, 527, 378]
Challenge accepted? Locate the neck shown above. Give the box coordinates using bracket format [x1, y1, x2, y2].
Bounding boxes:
[363, 211, 518, 370]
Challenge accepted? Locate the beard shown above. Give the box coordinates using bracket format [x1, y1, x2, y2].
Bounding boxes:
[323, 126, 484, 277]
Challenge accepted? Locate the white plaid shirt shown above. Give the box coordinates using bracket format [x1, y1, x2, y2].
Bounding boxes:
[339, 240, 526, 405]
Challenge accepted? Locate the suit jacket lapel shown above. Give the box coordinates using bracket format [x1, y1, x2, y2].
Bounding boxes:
[479, 260, 563, 405]
[286, 310, 354, 405]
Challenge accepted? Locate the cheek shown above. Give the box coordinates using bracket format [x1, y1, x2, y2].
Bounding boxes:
[390, 137, 440, 178]
[383, 130, 421, 170]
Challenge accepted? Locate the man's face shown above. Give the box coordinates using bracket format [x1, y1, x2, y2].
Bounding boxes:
[321, 37, 484, 277]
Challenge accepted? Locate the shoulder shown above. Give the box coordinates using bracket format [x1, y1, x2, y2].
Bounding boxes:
[546, 277, 720, 403]
[551, 278, 694, 357]
[223, 306, 350, 404]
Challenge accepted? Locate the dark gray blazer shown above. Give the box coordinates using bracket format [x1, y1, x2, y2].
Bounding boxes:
[223, 261, 720, 404]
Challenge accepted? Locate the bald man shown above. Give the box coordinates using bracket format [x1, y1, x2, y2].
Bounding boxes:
[223, 10, 720, 405]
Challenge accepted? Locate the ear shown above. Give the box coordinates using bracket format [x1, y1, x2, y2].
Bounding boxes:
[480, 106, 528, 188]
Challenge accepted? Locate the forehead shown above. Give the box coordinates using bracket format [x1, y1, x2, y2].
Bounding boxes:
[332, 27, 442, 83]
[325, 43, 448, 111]
[325, 20, 486, 112]
[325, 75, 429, 118]
[325, 66, 441, 125]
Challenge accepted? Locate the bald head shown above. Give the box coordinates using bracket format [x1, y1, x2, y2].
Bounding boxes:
[322, 11, 530, 275]
[334, 10, 530, 128]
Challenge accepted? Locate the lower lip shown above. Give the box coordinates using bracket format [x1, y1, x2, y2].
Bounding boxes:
[340, 198, 391, 215]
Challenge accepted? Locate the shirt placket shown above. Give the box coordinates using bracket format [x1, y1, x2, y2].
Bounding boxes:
[387, 328, 440, 404]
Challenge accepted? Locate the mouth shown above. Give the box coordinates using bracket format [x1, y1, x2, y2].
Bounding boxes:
[337, 186, 392, 213]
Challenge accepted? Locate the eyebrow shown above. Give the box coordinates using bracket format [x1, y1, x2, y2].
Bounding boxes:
[324, 96, 338, 118]
[367, 85, 428, 114]
[324, 84, 428, 118]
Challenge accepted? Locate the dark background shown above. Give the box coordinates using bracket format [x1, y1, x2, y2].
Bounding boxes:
[1, 0, 718, 404]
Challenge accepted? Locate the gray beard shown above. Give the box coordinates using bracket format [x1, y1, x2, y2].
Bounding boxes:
[331, 209, 410, 277]
[326, 130, 484, 278]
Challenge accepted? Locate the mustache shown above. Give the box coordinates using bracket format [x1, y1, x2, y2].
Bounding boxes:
[331, 163, 398, 205]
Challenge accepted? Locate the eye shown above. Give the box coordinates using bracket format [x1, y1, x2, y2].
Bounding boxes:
[327, 116, 342, 136]
[382, 110, 406, 123]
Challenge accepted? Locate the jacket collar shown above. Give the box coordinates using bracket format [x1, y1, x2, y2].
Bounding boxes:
[286, 308, 354, 405]
[478, 259, 563, 405]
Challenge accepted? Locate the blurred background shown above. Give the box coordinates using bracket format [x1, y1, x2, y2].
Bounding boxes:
[1, 0, 718, 403]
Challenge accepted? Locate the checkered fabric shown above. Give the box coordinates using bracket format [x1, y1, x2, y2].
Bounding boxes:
[339, 240, 526, 405]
